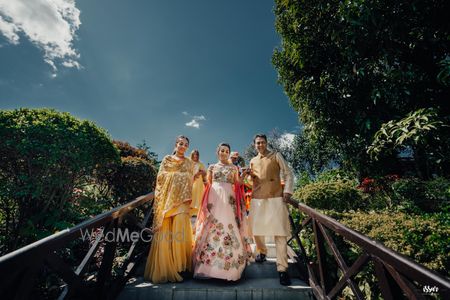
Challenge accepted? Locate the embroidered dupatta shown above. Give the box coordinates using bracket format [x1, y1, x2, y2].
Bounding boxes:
[151, 155, 194, 231]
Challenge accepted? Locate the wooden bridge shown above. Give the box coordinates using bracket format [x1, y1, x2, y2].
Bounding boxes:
[0, 193, 449, 299]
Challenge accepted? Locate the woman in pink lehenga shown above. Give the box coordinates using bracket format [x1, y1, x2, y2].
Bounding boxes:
[193, 143, 253, 281]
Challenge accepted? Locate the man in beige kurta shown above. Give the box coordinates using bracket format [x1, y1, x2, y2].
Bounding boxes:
[248, 134, 294, 286]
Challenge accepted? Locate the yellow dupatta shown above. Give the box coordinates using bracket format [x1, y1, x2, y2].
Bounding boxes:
[152, 155, 194, 231]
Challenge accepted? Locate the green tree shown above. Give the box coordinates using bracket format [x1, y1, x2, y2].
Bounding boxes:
[291, 129, 339, 176]
[273, 0, 450, 177]
[368, 108, 449, 178]
[0, 108, 120, 253]
[136, 139, 159, 165]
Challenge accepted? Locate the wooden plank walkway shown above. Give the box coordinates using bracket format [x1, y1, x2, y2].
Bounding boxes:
[118, 234, 313, 300]
[118, 259, 313, 300]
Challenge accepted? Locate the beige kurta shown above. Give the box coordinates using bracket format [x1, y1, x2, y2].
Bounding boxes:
[249, 152, 294, 237]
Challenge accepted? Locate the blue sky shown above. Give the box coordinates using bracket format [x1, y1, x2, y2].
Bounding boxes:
[0, 0, 300, 164]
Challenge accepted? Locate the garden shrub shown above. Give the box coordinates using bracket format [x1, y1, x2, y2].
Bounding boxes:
[315, 168, 359, 184]
[0, 108, 120, 254]
[391, 177, 450, 212]
[294, 180, 364, 212]
[290, 209, 449, 299]
[291, 170, 449, 297]
[111, 156, 157, 204]
[339, 211, 449, 276]
[424, 177, 450, 212]
[110, 141, 157, 204]
[113, 140, 152, 161]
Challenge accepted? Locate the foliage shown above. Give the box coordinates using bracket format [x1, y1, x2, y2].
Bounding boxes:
[114, 140, 152, 160]
[391, 177, 450, 213]
[110, 141, 157, 204]
[339, 211, 449, 276]
[315, 168, 358, 184]
[294, 180, 364, 212]
[294, 170, 312, 190]
[368, 108, 444, 158]
[368, 108, 449, 178]
[291, 129, 340, 176]
[110, 156, 156, 204]
[291, 206, 449, 298]
[136, 139, 159, 165]
[437, 56, 450, 86]
[273, 0, 450, 177]
[0, 108, 120, 254]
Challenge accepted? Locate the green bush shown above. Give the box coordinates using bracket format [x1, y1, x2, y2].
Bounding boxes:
[292, 209, 450, 298]
[113, 140, 152, 161]
[339, 211, 449, 276]
[294, 180, 364, 212]
[391, 177, 450, 212]
[315, 168, 358, 184]
[424, 177, 450, 212]
[0, 108, 120, 254]
[110, 141, 157, 204]
[111, 157, 157, 204]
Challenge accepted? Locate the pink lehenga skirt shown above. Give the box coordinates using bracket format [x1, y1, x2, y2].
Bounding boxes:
[192, 181, 252, 281]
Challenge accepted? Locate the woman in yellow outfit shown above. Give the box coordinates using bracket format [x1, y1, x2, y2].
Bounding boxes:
[189, 149, 206, 216]
[144, 135, 194, 283]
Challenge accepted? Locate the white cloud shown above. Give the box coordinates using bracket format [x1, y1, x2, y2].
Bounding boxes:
[194, 115, 206, 121]
[0, 0, 82, 72]
[186, 119, 200, 128]
[182, 112, 206, 129]
[0, 15, 20, 44]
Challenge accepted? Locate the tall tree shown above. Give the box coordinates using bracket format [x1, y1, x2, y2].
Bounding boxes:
[273, 0, 450, 177]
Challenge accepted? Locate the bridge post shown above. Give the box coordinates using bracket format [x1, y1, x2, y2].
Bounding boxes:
[96, 219, 118, 299]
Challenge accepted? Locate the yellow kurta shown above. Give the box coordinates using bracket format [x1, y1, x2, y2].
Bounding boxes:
[144, 155, 194, 283]
[190, 161, 206, 216]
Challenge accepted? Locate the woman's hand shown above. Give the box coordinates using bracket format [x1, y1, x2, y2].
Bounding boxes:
[195, 169, 206, 179]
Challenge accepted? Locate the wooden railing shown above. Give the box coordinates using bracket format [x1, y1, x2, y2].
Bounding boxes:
[0, 193, 154, 300]
[287, 199, 450, 300]
[2, 193, 449, 300]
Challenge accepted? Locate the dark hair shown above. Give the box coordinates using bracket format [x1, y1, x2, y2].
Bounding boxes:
[176, 135, 190, 144]
[172, 135, 190, 155]
[253, 133, 267, 143]
[216, 143, 231, 154]
[190, 149, 200, 160]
